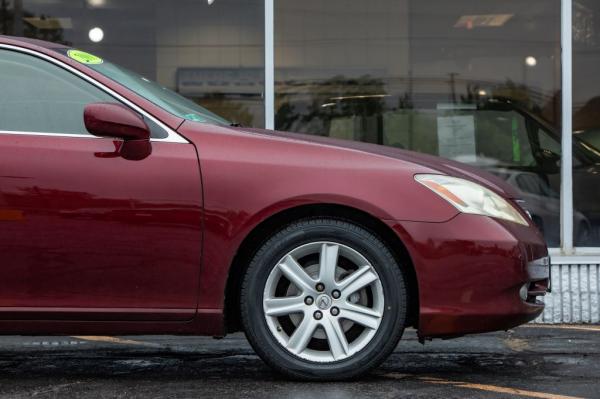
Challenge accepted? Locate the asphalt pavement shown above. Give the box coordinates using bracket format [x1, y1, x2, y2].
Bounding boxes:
[0, 325, 598, 398]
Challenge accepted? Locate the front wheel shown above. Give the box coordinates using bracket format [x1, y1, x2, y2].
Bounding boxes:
[240, 218, 407, 380]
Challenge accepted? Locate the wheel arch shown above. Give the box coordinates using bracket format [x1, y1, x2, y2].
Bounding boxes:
[223, 203, 419, 334]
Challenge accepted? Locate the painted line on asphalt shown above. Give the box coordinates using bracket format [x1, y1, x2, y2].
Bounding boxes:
[503, 336, 531, 352]
[524, 324, 600, 332]
[71, 336, 162, 348]
[384, 373, 583, 399]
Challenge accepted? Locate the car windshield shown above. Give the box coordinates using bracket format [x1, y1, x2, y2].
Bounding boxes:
[57, 48, 230, 126]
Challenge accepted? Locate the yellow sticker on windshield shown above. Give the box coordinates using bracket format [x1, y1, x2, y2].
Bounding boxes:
[67, 49, 103, 65]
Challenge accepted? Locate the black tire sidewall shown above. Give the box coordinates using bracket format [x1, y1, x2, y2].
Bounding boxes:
[241, 219, 407, 380]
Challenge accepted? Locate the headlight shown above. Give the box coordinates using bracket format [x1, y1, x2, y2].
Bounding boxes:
[414, 174, 529, 226]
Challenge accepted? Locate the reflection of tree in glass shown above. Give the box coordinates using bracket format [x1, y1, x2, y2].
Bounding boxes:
[275, 75, 388, 136]
[397, 92, 413, 111]
[24, 14, 68, 44]
[491, 80, 534, 105]
[574, 96, 600, 131]
[574, 96, 600, 152]
[462, 80, 544, 112]
[0, 2, 68, 45]
[463, 79, 558, 127]
[195, 93, 254, 127]
[275, 101, 297, 132]
[0, 0, 7, 34]
[461, 83, 485, 106]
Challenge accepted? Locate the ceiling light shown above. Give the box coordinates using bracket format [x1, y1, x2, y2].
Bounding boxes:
[87, 0, 106, 7]
[208, 0, 216, 4]
[89, 27, 104, 43]
[525, 56, 537, 67]
[478, 90, 488, 96]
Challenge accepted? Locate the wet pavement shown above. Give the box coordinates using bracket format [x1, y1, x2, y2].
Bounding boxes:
[0, 325, 598, 398]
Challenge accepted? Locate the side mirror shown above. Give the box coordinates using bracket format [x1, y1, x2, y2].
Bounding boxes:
[84, 102, 150, 141]
[84, 102, 151, 160]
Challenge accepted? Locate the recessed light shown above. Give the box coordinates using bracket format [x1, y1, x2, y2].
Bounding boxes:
[87, 0, 106, 7]
[89, 27, 104, 43]
[525, 56, 537, 67]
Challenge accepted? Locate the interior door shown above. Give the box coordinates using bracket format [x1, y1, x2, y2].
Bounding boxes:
[0, 48, 203, 321]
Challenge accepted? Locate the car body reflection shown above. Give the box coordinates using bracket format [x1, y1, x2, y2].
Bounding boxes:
[491, 169, 590, 247]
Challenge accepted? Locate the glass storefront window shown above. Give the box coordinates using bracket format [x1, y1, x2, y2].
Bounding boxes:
[5, 0, 599, 249]
[573, 0, 600, 247]
[275, 0, 562, 246]
[0, 0, 265, 127]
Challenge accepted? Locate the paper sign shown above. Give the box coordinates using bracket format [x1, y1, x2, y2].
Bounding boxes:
[437, 115, 476, 162]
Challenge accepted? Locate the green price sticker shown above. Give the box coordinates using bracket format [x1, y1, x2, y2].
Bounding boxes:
[67, 49, 103, 65]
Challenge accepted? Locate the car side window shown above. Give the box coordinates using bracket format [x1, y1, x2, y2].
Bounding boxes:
[534, 126, 581, 167]
[0, 49, 115, 135]
[0, 49, 167, 138]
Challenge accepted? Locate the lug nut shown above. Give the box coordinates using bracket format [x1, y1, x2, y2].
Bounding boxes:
[313, 310, 323, 320]
[332, 290, 341, 299]
[316, 283, 325, 292]
[330, 307, 340, 316]
[304, 296, 314, 305]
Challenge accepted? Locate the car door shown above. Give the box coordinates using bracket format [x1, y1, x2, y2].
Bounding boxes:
[0, 48, 203, 321]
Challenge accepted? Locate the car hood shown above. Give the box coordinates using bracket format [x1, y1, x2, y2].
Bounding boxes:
[185, 123, 521, 199]
[235, 127, 521, 199]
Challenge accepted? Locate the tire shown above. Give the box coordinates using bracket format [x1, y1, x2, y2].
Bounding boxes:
[240, 218, 407, 381]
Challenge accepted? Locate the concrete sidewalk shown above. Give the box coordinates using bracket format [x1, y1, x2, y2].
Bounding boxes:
[0, 325, 598, 398]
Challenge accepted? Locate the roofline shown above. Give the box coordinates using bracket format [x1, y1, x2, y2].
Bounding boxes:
[0, 35, 69, 50]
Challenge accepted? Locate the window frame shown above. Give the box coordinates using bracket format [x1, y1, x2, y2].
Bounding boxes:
[560, 0, 575, 255]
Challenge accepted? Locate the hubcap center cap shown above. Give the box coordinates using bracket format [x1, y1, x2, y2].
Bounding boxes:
[316, 294, 332, 310]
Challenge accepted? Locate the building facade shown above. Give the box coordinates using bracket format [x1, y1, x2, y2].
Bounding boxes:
[1, 0, 599, 323]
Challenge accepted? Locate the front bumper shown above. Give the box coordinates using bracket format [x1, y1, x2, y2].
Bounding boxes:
[527, 256, 551, 280]
[522, 255, 551, 302]
[386, 213, 550, 338]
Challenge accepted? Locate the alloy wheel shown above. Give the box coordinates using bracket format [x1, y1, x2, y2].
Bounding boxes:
[263, 241, 384, 362]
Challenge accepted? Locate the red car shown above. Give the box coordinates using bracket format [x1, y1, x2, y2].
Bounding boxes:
[0, 36, 549, 380]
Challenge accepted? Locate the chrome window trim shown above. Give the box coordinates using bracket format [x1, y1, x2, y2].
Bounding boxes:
[0, 129, 179, 143]
[0, 44, 188, 144]
[0, 130, 99, 139]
